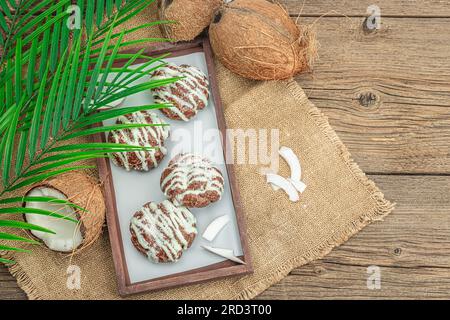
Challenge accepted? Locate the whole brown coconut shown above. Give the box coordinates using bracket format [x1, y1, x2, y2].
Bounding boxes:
[158, 0, 223, 42]
[209, 0, 317, 80]
[23, 171, 106, 254]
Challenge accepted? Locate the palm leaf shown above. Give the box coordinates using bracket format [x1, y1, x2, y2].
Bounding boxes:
[0, 257, 14, 264]
[83, 19, 115, 114]
[72, 32, 93, 120]
[0, 207, 78, 223]
[36, 147, 152, 164]
[2, 97, 23, 187]
[14, 36, 22, 106]
[48, 143, 155, 153]
[28, 61, 50, 160]
[0, 196, 88, 213]
[14, 130, 28, 176]
[0, 232, 39, 244]
[48, 5, 63, 72]
[5, 166, 96, 193]
[85, 0, 95, 34]
[0, 1, 12, 19]
[40, 49, 67, 148]
[71, 104, 170, 130]
[0, 0, 179, 264]
[25, 37, 38, 95]
[0, 245, 30, 253]
[96, 0, 105, 28]
[62, 37, 81, 129]
[0, 220, 55, 234]
[61, 123, 168, 141]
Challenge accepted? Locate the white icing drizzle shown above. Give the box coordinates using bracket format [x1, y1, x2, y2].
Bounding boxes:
[151, 64, 210, 121]
[161, 154, 224, 205]
[130, 200, 197, 263]
[110, 110, 170, 171]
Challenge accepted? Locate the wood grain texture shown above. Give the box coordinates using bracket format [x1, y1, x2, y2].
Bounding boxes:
[2, 0, 450, 300]
[258, 175, 450, 299]
[0, 267, 26, 300]
[280, 0, 450, 17]
[2, 175, 449, 300]
[295, 16, 450, 174]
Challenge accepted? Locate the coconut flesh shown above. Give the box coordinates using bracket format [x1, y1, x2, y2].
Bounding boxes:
[23, 172, 106, 253]
[25, 187, 83, 252]
[209, 0, 317, 80]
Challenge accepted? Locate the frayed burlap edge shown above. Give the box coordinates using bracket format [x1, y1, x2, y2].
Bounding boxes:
[230, 80, 395, 300]
[3, 80, 394, 300]
[4, 254, 43, 300]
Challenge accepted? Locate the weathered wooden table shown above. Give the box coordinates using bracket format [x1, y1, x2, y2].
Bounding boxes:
[1, 0, 449, 299]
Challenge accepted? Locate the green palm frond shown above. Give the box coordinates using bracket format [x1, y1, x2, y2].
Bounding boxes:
[0, 257, 15, 264]
[0, 232, 40, 244]
[0, 0, 176, 262]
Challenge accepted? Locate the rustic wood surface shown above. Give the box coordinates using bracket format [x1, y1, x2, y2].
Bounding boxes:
[1, 0, 449, 300]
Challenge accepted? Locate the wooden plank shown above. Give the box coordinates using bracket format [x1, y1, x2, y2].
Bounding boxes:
[294, 17, 450, 174]
[0, 267, 26, 300]
[258, 263, 450, 299]
[2, 175, 449, 299]
[281, 0, 450, 17]
[259, 175, 450, 299]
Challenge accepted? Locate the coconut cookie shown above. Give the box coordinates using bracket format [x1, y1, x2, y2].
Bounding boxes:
[130, 200, 197, 263]
[151, 63, 210, 121]
[160, 153, 225, 208]
[108, 110, 170, 171]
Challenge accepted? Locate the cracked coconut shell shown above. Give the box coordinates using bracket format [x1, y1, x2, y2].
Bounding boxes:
[23, 171, 106, 253]
[158, 0, 223, 42]
[209, 0, 316, 80]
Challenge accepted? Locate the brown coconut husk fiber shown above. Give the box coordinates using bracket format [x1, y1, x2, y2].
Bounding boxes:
[24, 171, 106, 254]
[158, 0, 223, 41]
[209, 0, 318, 80]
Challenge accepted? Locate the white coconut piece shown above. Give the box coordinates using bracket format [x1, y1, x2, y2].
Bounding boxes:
[202, 215, 230, 242]
[279, 146, 307, 193]
[25, 187, 83, 253]
[279, 146, 302, 181]
[266, 173, 300, 202]
[288, 178, 307, 193]
[202, 245, 246, 265]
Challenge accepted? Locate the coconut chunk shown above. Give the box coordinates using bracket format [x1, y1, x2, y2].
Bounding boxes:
[289, 178, 307, 194]
[202, 215, 230, 242]
[202, 245, 246, 265]
[23, 171, 105, 254]
[25, 187, 83, 252]
[279, 146, 302, 181]
[266, 173, 300, 202]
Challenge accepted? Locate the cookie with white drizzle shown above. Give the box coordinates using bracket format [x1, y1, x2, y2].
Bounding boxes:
[151, 63, 210, 121]
[130, 200, 197, 263]
[108, 110, 170, 171]
[160, 153, 225, 208]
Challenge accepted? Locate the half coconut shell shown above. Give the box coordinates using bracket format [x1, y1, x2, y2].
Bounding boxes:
[23, 171, 105, 253]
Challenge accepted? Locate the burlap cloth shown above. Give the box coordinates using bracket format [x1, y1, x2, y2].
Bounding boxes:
[1, 4, 394, 300]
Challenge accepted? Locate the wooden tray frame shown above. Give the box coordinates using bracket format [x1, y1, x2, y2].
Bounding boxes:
[93, 38, 253, 297]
